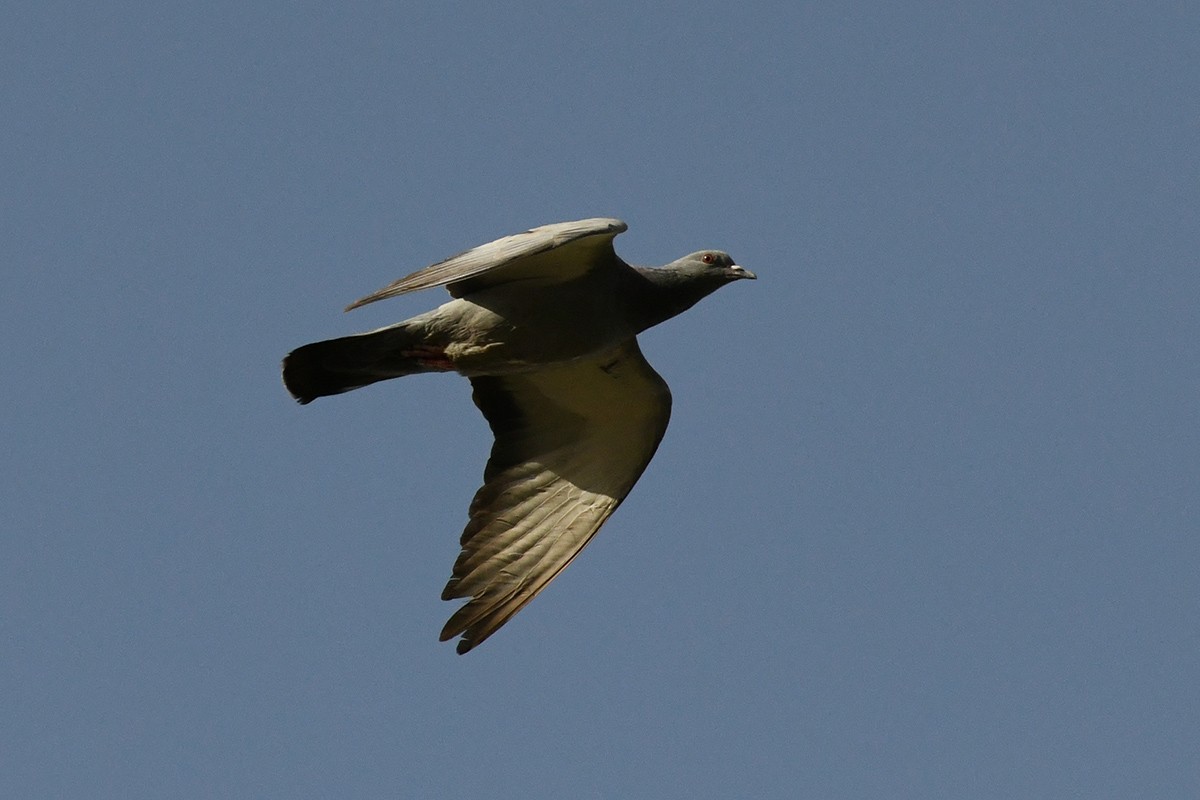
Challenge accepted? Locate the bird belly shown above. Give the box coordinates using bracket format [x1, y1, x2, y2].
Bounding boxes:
[417, 295, 632, 377]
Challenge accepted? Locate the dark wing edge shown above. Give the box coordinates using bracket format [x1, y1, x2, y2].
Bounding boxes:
[440, 339, 671, 653]
[344, 218, 627, 311]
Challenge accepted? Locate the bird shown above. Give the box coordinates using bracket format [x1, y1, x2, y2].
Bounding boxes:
[282, 218, 755, 653]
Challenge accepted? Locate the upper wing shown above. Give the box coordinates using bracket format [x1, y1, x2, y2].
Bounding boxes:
[441, 339, 672, 653]
[345, 218, 627, 310]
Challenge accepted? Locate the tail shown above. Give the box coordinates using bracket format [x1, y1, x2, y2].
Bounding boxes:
[282, 324, 437, 404]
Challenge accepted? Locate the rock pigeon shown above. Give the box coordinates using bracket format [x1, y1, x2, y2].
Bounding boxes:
[282, 218, 755, 653]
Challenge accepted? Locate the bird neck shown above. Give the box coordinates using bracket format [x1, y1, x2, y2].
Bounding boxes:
[629, 267, 726, 332]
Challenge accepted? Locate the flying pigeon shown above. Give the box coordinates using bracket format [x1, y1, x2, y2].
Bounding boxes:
[282, 218, 755, 653]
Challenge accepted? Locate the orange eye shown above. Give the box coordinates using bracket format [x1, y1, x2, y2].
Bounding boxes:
[701, 253, 715, 264]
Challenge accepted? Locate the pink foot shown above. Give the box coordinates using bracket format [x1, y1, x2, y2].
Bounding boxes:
[403, 344, 456, 372]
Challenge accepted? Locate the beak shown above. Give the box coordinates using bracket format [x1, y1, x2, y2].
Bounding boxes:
[728, 264, 757, 280]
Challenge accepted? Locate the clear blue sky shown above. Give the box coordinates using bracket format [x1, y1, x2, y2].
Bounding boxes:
[4, 2, 1198, 798]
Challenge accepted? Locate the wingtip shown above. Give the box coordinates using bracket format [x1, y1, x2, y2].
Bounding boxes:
[438, 622, 477, 655]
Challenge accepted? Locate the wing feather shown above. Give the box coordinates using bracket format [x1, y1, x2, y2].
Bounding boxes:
[345, 218, 627, 310]
[440, 339, 671, 653]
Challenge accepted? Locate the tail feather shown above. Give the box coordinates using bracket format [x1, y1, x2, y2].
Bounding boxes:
[282, 325, 429, 404]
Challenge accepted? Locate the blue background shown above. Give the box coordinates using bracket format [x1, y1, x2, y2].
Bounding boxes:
[4, 2, 1197, 797]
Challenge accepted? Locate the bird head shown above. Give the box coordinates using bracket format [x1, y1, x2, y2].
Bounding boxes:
[672, 250, 757, 283]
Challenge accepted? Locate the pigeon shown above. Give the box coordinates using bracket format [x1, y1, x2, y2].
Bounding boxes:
[282, 218, 755, 653]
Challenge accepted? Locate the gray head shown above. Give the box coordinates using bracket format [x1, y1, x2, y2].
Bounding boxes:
[669, 250, 756, 283]
[630, 250, 756, 331]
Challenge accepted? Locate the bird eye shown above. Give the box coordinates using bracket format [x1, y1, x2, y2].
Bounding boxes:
[701, 253, 715, 264]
